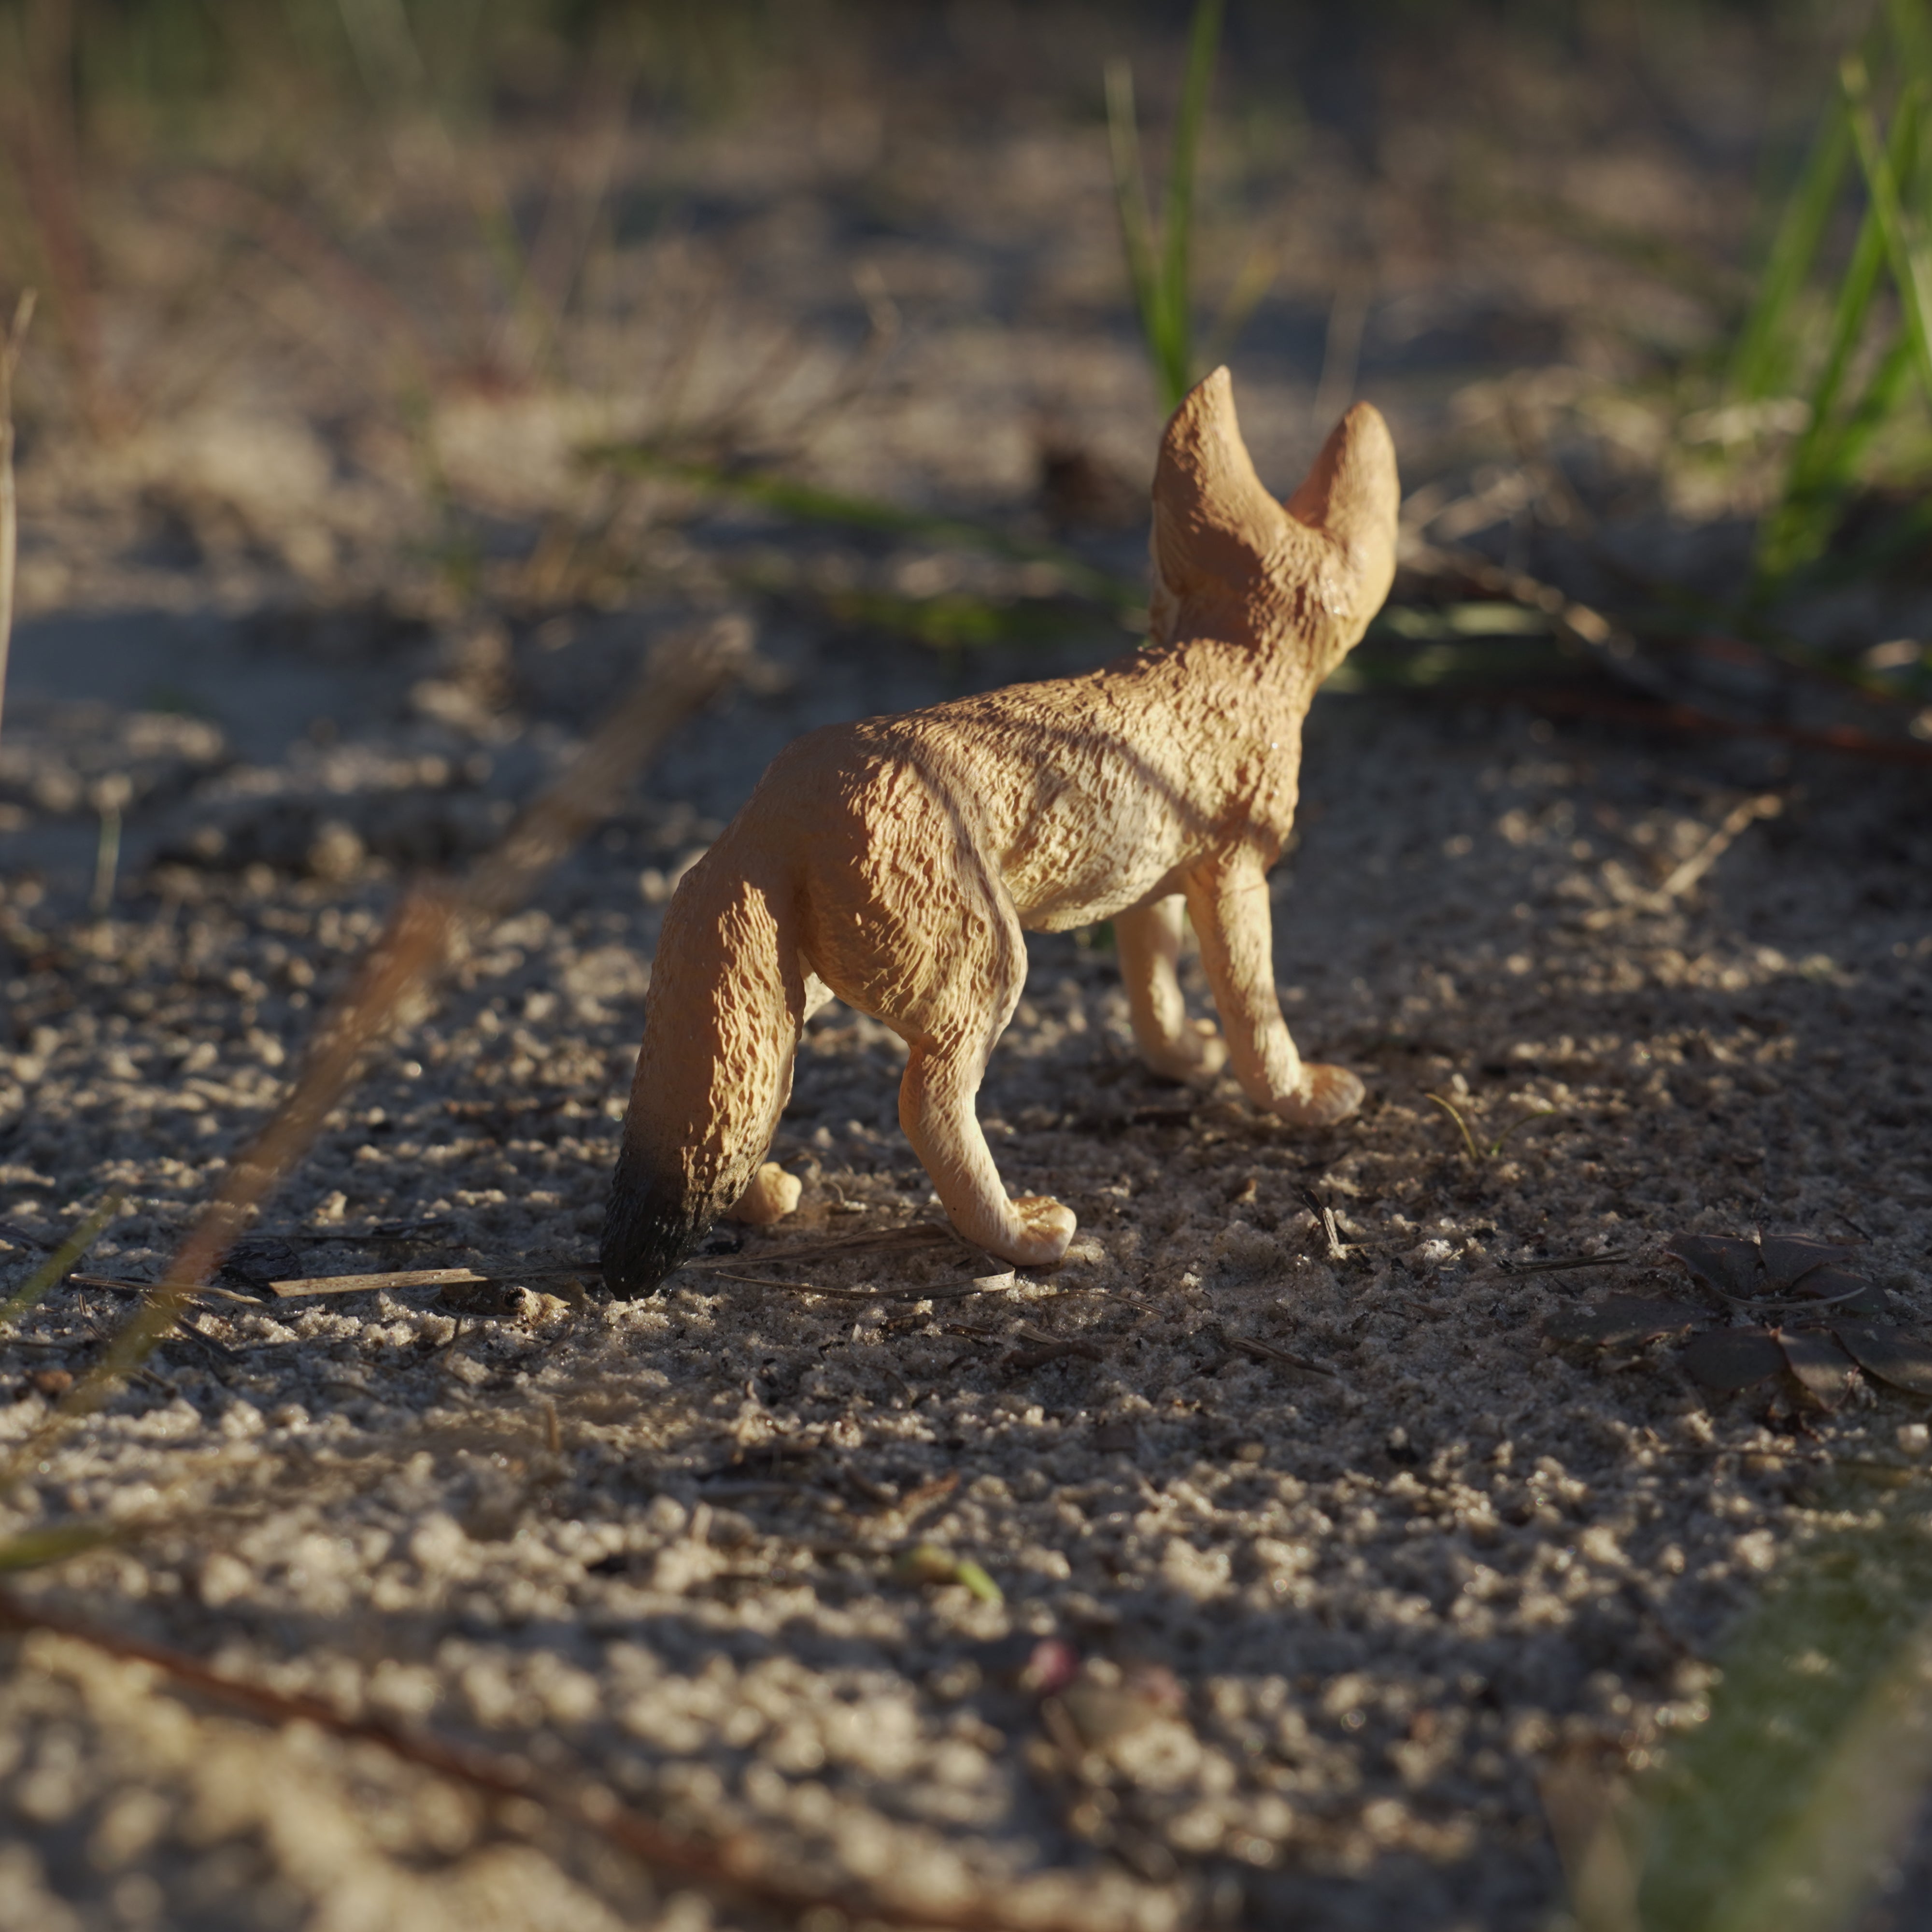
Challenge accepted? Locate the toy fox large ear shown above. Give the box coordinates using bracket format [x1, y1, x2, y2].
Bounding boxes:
[1150, 367, 1398, 648]
[1284, 398, 1401, 578]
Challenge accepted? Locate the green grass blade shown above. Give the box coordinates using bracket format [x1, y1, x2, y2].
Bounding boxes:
[1730, 99, 1851, 401]
[1886, 0, 1932, 87]
[1759, 325, 1918, 590]
[1753, 80, 1920, 589]
[0, 1194, 121, 1335]
[1818, 323, 1918, 482]
[1804, 89, 1914, 428]
[1636, 1504, 1932, 1932]
[1152, 0, 1224, 411]
[1845, 63, 1932, 402]
[1105, 57, 1163, 384]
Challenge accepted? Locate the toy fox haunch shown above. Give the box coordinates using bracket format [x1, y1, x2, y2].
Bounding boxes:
[603, 366, 1399, 1298]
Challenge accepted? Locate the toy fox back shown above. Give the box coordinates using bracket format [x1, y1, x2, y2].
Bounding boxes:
[604, 367, 1398, 1297]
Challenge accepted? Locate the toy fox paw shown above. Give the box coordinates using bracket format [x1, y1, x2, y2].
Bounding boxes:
[1274, 1064, 1364, 1127]
[1143, 1018, 1227, 1087]
[1005, 1195, 1078, 1267]
[726, 1162, 802, 1226]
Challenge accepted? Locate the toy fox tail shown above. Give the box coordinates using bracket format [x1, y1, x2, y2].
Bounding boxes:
[602, 846, 804, 1298]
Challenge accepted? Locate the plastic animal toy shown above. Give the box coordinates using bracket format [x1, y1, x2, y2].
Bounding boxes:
[603, 367, 1399, 1297]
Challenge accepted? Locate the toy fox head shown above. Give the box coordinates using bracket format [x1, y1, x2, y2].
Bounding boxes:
[1149, 367, 1399, 678]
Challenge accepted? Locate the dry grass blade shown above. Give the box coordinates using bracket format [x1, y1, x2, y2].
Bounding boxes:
[1524, 685, 1932, 767]
[9, 884, 458, 1468]
[0, 1589, 1126, 1932]
[1, 618, 749, 1487]
[679, 1222, 967, 1271]
[464, 617, 749, 919]
[0, 1193, 120, 1333]
[1653, 794, 1782, 902]
[1542, 1756, 1642, 1932]
[1401, 540, 1668, 698]
[0, 1521, 128, 1575]
[172, 175, 438, 387]
[1492, 1251, 1634, 1277]
[1487, 1106, 1558, 1154]
[1300, 1189, 1349, 1262]
[0, 287, 37, 747]
[1424, 1091, 1555, 1161]
[1231, 1335, 1340, 1379]
[707, 1271, 995, 1303]
[1423, 1092, 1483, 1162]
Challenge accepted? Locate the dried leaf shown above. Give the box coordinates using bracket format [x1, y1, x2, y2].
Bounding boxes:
[1835, 1324, 1932, 1397]
[1776, 1328, 1859, 1408]
[1544, 1296, 1703, 1347]
[1786, 1264, 1887, 1317]
[1681, 1326, 1786, 1393]
[1759, 1235, 1857, 1290]
[1666, 1234, 1765, 1299]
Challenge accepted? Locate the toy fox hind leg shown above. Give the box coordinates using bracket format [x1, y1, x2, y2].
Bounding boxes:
[876, 893, 1077, 1267]
[1114, 895, 1227, 1085]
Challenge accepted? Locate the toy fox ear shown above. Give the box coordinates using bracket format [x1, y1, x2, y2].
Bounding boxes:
[1284, 398, 1401, 566]
[1149, 366, 1287, 624]
[1150, 368, 1398, 644]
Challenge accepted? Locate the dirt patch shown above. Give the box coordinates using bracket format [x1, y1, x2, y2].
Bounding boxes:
[3, 7, 1930, 1929]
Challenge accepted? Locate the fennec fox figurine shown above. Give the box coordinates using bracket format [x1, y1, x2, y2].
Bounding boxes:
[603, 367, 1398, 1298]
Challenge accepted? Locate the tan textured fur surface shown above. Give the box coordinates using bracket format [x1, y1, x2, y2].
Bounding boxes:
[603, 368, 1400, 1295]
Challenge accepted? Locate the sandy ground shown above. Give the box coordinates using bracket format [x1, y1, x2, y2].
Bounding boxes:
[3, 8, 1932, 1929]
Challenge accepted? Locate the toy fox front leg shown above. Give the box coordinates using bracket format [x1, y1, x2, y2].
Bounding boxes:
[1114, 896, 1226, 1085]
[1183, 850, 1364, 1126]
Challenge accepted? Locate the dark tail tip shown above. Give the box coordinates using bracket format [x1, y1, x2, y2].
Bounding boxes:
[600, 1164, 710, 1300]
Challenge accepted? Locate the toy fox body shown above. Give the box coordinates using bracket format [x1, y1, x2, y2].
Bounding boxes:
[603, 368, 1399, 1297]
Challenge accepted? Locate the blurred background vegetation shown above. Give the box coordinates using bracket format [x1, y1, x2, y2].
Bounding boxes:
[2, 0, 1925, 757]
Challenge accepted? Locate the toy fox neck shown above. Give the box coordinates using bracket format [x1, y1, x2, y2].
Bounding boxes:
[1157, 621, 1333, 724]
